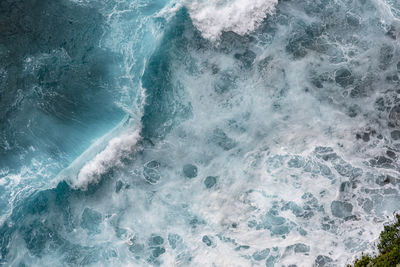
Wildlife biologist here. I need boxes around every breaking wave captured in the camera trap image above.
[1,0,400,266]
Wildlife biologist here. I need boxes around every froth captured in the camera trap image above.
[185,0,278,41]
[72,130,141,190]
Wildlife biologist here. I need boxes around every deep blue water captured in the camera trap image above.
[1,0,400,266]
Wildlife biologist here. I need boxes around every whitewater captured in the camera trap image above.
[1,0,400,266]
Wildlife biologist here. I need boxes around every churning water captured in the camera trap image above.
[1,0,400,266]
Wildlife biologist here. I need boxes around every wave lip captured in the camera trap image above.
[73,130,141,190]
[54,115,141,191]
[186,0,278,41]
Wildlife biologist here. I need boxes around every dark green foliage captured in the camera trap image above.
[351,214,400,267]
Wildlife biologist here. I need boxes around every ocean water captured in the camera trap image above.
[1,0,400,266]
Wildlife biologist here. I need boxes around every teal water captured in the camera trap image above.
[1,0,400,266]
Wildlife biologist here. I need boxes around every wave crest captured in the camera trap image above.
[73,130,141,190]
[185,0,278,41]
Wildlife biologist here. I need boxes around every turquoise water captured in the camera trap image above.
[1,0,400,265]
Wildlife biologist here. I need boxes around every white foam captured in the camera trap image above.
[53,114,143,191]
[72,130,141,190]
[185,0,278,41]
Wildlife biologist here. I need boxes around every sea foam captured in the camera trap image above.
[73,130,141,190]
[185,0,278,41]
[2,0,400,266]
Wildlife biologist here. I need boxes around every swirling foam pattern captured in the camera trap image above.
[1,0,400,266]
